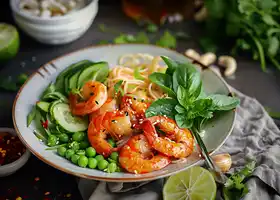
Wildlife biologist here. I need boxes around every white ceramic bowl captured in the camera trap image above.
[13,44,236,182]
[10,0,98,45]
[0,128,31,177]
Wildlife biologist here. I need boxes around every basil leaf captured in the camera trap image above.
[114,80,124,95]
[175,113,193,128]
[27,106,37,127]
[172,63,201,97]
[207,94,240,111]
[188,99,214,119]
[145,98,177,119]
[134,67,145,80]
[177,85,189,108]
[160,56,179,75]
[175,104,186,114]
[149,73,176,98]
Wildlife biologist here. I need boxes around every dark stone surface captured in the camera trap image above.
[0,2,280,200]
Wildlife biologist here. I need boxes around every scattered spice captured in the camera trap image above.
[0,133,26,166]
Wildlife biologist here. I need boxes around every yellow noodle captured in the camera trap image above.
[108,54,167,100]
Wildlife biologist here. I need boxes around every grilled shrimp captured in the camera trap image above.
[119,134,171,174]
[90,98,118,120]
[142,116,194,159]
[88,110,133,157]
[69,81,107,116]
[120,94,150,128]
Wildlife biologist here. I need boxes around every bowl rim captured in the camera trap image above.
[12,43,236,182]
[0,127,31,171]
[10,0,97,22]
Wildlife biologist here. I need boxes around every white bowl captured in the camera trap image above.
[10,0,98,45]
[0,128,31,177]
[13,44,236,182]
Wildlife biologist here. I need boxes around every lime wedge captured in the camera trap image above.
[163,166,217,200]
[0,23,20,62]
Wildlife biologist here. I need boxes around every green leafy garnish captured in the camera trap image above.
[27,106,37,127]
[146,23,158,33]
[201,0,280,70]
[134,67,145,81]
[222,160,256,200]
[156,31,177,48]
[114,80,124,96]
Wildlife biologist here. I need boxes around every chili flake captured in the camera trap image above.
[41,120,49,129]
[0,133,26,166]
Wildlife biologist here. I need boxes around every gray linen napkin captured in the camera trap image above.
[77,88,280,200]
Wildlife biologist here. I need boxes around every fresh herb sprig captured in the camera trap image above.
[223,160,256,200]
[201,0,280,71]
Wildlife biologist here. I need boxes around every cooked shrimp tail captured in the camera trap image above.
[142,116,194,159]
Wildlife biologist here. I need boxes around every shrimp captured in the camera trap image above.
[88,110,133,157]
[142,116,194,159]
[69,81,107,116]
[119,134,171,174]
[120,93,150,128]
[90,98,118,120]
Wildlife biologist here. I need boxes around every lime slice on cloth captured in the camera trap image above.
[0,23,20,62]
[163,166,217,200]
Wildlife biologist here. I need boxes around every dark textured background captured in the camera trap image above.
[0,1,280,199]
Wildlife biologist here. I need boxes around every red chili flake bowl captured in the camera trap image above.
[0,128,31,177]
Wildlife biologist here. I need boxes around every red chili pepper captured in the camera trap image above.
[41,120,48,129]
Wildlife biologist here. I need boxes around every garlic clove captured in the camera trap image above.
[212,153,232,173]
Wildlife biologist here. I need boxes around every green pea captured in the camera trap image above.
[68,141,80,151]
[108,138,116,147]
[76,150,86,156]
[95,155,104,162]
[107,162,117,173]
[86,147,96,157]
[98,160,109,170]
[71,154,80,165]
[57,146,67,157]
[80,141,90,149]
[78,156,88,168]
[108,158,116,163]
[58,134,69,143]
[72,132,86,142]
[110,152,119,161]
[65,149,75,160]
[47,135,58,147]
[88,158,98,169]
[116,166,122,172]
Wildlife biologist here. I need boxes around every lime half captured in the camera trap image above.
[163,166,217,200]
[0,23,20,62]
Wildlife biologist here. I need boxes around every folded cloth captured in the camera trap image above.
[77,88,280,200]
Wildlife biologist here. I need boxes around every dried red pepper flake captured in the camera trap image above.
[0,133,26,166]
[41,120,49,129]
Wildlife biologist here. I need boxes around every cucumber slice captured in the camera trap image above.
[55,60,93,93]
[77,62,109,88]
[36,101,50,112]
[43,92,68,103]
[52,103,88,132]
